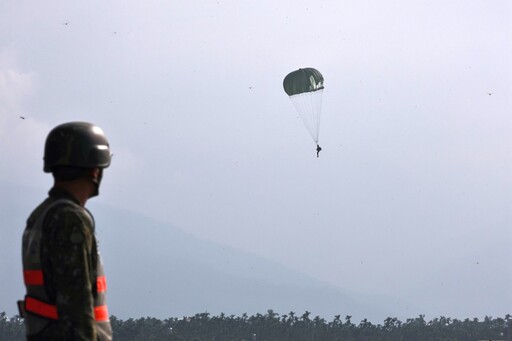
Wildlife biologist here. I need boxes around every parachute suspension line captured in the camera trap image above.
[289,89,323,144]
[312,89,323,143]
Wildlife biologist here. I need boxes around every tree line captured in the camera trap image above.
[1,310,511,340]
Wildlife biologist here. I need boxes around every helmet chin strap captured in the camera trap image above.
[88,169,103,198]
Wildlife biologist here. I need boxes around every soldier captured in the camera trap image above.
[20,122,113,340]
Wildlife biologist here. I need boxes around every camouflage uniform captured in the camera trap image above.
[22,187,112,341]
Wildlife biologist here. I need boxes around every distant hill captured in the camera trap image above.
[0,182,414,323]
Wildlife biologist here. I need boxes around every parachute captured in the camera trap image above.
[283,68,324,146]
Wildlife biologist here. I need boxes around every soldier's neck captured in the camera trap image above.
[54,179,94,206]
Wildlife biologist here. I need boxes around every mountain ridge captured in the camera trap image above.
[1,182,415,323]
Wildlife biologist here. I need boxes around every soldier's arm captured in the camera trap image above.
[46,207,97,341]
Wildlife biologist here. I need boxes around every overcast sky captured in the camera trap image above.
[1,0,511,319]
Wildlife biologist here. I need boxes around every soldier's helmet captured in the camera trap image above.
[43,122,111,173]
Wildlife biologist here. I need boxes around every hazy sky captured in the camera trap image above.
[1,0,510,319]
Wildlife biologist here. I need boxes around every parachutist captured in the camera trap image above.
[316,144,322,157]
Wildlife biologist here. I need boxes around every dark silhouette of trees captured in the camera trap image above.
[2,311,510,341]
[0,312,24,341]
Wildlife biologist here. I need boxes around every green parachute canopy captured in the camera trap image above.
[283,67,324,144]
[283,68,324,96]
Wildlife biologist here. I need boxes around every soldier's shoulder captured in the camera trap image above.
[43,204,94,254]
[47,200,91,223]
[26,197,52,226]
[28,197,87,224]
[44,201,94,241]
